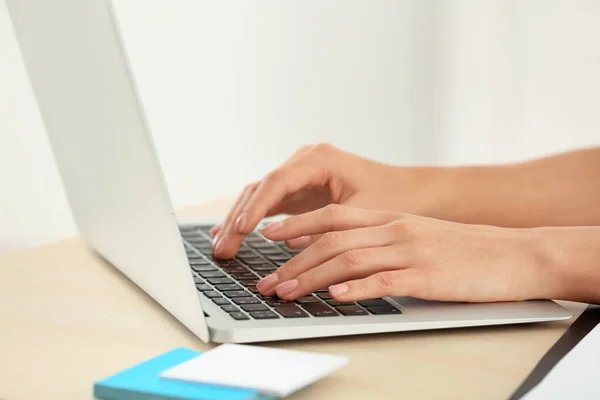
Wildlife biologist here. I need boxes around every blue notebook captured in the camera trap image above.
[94,348,276,400]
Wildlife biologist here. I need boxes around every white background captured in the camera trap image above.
[1,0,599,254]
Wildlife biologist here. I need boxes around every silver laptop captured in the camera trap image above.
[6,0,573,343]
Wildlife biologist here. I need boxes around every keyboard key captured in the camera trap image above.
[224,290,250,298]
[336,305,369,316]
[247,264,276,272]
[207,278,234,285]
[196,284,212,291]
[221,304,240,313]
[215,284,243,292]
[230,312,250,320]
[216,259,242,267]
[232,272,258,280]
[249,311,279,320]
[191,265,217,272]
[358,299,389,307]
[232,297,260,305]
[186,236,210,243]
[317,292,333,300]
[199,271,226,279]
[246,285,260,294]
[248,237,275,248]
[327,300,357,307]
[221,266,248,273]
[212,298,231,306]
[275,305,309,318]
[302,303,339,317]
[241,303,269,312]
[187,253,204,259]
[189,259,212,265]
[265,297,295,307]
[266,254,291,262]
[245,233,264,242]
[255,271,272,278]
[203,291,221,299]
[367,306,402,315]
[190,243,212,251]
[237,252,260,259]
[295,296,320,304]
[193,276,205,284]
[240,279,259,287]
[256,249,284,256]
[242,259,271,266]
[250,242,275,250]
[188,243,211,249]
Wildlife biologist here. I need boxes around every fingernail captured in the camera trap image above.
[210,224,221,237]
[212,234,221,252]
[235,212,247,233]
[261,221,283,236]
[329,283,350,297]
[214,238,225,256]
[287,235,311,248]
[275,280,299,297]
[256,273,279,292]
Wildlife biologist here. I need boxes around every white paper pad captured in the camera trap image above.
[160,344,349,397]
[522,323,600,400]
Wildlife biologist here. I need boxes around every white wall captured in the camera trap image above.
[1,1,600,255]
[0,0,432,254]
[0,3,77,253]
[433,0,600,164]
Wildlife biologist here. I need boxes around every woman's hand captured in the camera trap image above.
[255,205,569,304]
[212,143,450,259]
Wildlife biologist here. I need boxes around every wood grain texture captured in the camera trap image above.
[0,197,587,400]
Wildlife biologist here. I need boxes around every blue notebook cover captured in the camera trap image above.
[94,347,276,400]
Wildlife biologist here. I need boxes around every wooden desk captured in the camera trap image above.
[0,198,587,400]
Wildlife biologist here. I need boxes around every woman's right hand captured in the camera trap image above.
[211,143,452,259]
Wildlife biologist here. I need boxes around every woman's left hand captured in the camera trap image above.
[256,205,563,303]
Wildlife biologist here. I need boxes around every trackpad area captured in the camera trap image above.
[387,296,572,322]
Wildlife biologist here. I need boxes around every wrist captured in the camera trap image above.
[409,165,510,224]
[533,226,600,304]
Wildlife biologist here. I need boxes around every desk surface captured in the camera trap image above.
[0,198,587,400]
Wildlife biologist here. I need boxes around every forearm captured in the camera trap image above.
[432,147,600,227]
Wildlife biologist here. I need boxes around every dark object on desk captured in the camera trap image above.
[510,304,600,400]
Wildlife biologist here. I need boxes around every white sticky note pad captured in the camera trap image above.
[521,323,600,400]
[160,344,349,397]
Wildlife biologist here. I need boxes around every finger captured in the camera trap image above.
[209,224,222,237]
[273,246,408,300]
[214,184,257,258]
[328,270,424,302]
[284,234,321,249]
[258,224,400,296]
[215,145,318,255]
[235,147,336,236]
[212,186,251,251]
[261,204,400,241]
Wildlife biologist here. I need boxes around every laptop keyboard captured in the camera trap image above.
[180,225,401,321]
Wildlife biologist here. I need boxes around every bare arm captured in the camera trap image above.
[429,147,600,227]
[213,144,600,258]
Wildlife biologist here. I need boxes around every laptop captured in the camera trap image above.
[5,0,573,343]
